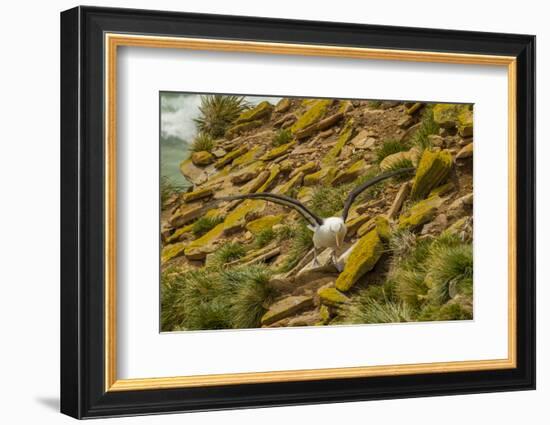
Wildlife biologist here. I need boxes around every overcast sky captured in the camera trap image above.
[160,93,282,142]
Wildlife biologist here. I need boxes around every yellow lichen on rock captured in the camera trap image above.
[234,101,273,124]
[256,164,281,192]
[182,187,213,203]
[290,99,332,134]
[191,151,214,166]
[335,230,384,292]
[161,242,187,264]
[318,287,350,306]
[323,118,355,165]
[261,141,296,161]
[274,172,304,195]
[375,215,391,241]
[398,195,444,230]
[410,149,453,200]
[246,214,285,234]
[224,120,263,140]
[433,103,473,136]
[214,145,248,168]
[330,159,367,186]
[231,146,264,168]
[303,166,337,186]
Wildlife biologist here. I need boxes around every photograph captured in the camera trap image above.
[160,93,474,331]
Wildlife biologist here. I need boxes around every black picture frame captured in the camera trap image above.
[61,5,536,419]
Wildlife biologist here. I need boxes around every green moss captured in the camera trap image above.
[261,141,296,161]
[398,196,444,230]
[432,103,472,136]
[234,101,273,124]
[246,215,285,234]
[410,150,453,200]
[335,230,384,292]
[224,119,263,140]
[323,118,355,165]
[290,99,332,133]
[318,287,350,306]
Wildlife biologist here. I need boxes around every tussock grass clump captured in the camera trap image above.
[368,100,382,109]
[425,242,473,305]
[190,132,215,152]
[223,266,277,329]
[278,221,314,272]
[375,139,409,163]
[272,128,293,147]
[336,232,473,325]
[340,291,413,324]
[191,216,224,237]
[160,176,180,206]
[385,232,473,314]
[411,105,439,151]
[160,265,275,331]
[254,228,276,248]
[309,185,348,218]
[210,242,246,266]
[194,95,250,138]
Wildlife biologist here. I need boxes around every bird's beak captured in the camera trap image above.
[335,232,343,248]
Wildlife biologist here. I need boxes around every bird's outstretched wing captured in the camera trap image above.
[216,192,323,228]
[341,167,415,222]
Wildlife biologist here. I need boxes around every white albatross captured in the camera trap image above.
[215,167,414,268]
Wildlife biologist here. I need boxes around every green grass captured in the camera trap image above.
[425,242,473,305]
[277,221,314,272]
[411,105,439,151]
[210,242,247,266]
[335,232,473,326]
[339,292,413,324]
[160,176,182,206]
[309,185,349,218]
[223,266,277,329]
[194,95,250,138]
[368,100,382,109]
[190,132,215,152]
[191,216,224,237]
[307,166,393,218]
[375,139,409,163]
[160,264,276,331]
[254,228,276,248]
[272,128,293,147]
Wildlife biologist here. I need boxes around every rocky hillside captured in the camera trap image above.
[160,96,474,331]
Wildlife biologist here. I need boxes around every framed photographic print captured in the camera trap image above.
[60,6,535,419]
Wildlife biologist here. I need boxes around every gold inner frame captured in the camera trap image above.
[104,33,517,392]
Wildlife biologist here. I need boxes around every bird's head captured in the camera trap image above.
[323,217,347,248]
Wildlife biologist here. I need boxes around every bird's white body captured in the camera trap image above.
[312,217,347,249]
